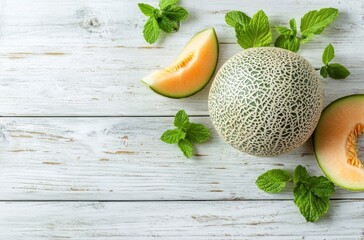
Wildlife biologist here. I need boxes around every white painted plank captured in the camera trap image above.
[0,117,362,200]
[0,0,363,116]
[0,200,363,239]
[0,0,362,46]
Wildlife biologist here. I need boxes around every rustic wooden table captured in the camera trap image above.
[0,0,363,239]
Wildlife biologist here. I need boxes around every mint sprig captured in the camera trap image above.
[274,18,300,52]
[256,165,335,222]
[161,110,210,158]
[320,44,350,79]
[275,8,339,52]
[225,10,272,49]
[226,8,338,52]
[138,0,188,44]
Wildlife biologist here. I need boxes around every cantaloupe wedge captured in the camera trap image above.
[313,95,364,191]
[142,28,219,98]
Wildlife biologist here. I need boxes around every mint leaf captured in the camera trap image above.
[300,33,314,44]
[293,165,309,184]
[292,167,334,222]
[162,110,211,159]
[275,18,300,52]
[320,44,350,79]
[322,43,335,65]
[158,15,178,33]
[225,11,251,28]
[258,165,335,222]
[275,26,294,36]
[162,5,188,21]
[153,8,162,18]
[327,63,350,79]
[143,16,160,44]
[139,1,188,44]
[178,139,193,158]
[320,66,328,78]
[306,176,335,198]
[274,35,300,52]
[294,183,330,222]
[300,8,339,39]
[186,123,210,143]
[256,169,291,193]
[159,0,178,9]
[235,10,272,49]
[161,129,185,144]
[289,18,297,33]
[138,3,155,16]
[174,110,190,129]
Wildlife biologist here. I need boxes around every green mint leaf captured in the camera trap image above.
[174,110,190,129]
[327,63,351,79]
[186,123,210,143]
[274,18,300,52]
[161,129,186,144]
[320,66,328,78]
[289,18,297,33]
[275,26,294,36]
[143,16,160,44]
[294,183,330,222]
[293,165,309,184]
[225,11,251,28]
[162,5,188,21]
[274,35,300,52]
[236,10,272,49]
[159,0,178,9]
[178,139,193,158]
[153,8,162,18]
[306,176,335,198]
[300,8,339,38]
[138,3,155,16]
[158,15,178,33]
[300,33,314,44]
[162,110,209,159]
[258,165,335,222]
[139,1,188,43]
[256,169,291,193]
[322,43,335,65]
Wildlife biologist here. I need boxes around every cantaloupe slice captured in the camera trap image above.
[142,28,219,98]
[313,94,364,191]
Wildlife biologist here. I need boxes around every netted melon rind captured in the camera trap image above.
[208,47,323,156]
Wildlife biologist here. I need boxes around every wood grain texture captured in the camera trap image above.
[0,0,363,116]
[1,201,364,239]
[0,117,362,200]
[1,0,364,237]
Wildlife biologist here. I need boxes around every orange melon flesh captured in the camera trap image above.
[142,28,219,98]
[313,95,364,191]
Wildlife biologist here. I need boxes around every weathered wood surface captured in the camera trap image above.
[0,0,363,116]
[0,0,364,238]
[0,117,361,200]
[0,201,363,239]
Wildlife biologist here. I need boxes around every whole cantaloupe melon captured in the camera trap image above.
[208,47,323,156]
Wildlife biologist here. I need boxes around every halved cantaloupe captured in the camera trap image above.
[313,94,364,191]
[142,28,219,98]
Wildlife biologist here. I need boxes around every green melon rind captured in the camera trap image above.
[142,28,219,99]
[313,94,364,191]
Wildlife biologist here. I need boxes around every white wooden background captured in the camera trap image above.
[0,0,364,239]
